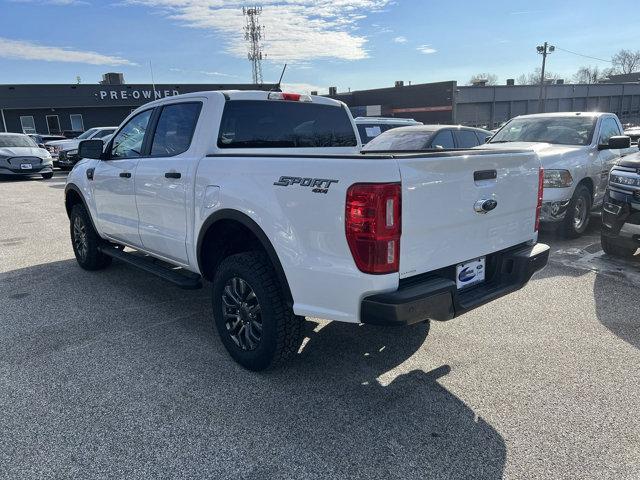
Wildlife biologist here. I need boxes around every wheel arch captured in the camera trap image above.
[576,176,594,200]
[196,209,293,305]
[64,183,99,232]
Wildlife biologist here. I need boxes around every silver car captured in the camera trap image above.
[0,133,54,179]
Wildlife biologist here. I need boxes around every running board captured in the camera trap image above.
[99,246,203,290]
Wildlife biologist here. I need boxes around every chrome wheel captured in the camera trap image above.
[222,277,263,351]
[573,195,588,230]
[73,216,88,261]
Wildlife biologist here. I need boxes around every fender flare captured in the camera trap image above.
[64,183,100,233]
[196,209,293,304]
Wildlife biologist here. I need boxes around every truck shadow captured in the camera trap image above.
[593,272,640,350]
[0,258,507,479]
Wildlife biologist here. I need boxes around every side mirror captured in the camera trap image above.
[485,135,492,143]
[78,139,104,160]
[599,135,631,150]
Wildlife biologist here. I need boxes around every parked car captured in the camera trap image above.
[47,127,117,163]
[354,117,422,144]
[28,133,66,149]
[0,132,54,179]
[478,112,635,238]
[624,126,640,146]
[65,90,548,371]
[600,150,640,257]
[62,131,83,139]
[57,134,113,171]
[362,125,492,152]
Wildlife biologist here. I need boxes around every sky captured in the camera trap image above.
[0,0,638,94]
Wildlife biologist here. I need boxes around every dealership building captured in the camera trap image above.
[3,72,640,136]
[0,74,274,135]
[328,78,640,128]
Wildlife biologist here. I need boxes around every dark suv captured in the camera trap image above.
[601,151,640,257]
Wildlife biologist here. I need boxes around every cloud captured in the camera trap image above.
[170,67,238,78]
[417,44,437,54]
[125,0,393,62]
[393,36,407,44]
[0,37,137,65]
[280,82,326,94]
[8,0,89,5]
[199,70,238,78]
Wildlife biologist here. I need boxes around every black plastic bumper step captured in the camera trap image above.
[99,246,203,290]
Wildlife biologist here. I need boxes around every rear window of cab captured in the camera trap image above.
[218,100,358,148]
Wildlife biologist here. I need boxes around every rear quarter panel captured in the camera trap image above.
[193,154,402,323]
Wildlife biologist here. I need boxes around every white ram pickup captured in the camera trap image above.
[480,112,635,237]
[65,90,549,370]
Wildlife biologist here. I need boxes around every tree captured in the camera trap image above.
[468,73,498,86]
[516,67,560,85]
[573,65,612,84]
[611,49,640,74]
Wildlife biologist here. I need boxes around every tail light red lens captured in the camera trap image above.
[535,168,544,232]
[345,183,401,274]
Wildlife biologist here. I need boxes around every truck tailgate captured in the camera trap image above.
[397,150,540,279]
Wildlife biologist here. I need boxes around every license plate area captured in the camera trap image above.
[20,163,32,170]
[456,257,486,290]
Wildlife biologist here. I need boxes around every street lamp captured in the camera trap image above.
[537,42,555,112]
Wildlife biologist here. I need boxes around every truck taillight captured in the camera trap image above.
[345,183,401,274]
[535,168,544,232]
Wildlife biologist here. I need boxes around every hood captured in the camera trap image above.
[617,151,640,169]
[46,139,80,150]
[0,146,50,159]
[477,141,589,169]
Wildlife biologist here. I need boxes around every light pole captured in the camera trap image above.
[537,42,555,113]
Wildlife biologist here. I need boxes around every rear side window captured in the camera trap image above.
[454,129,481,148]
[218,100,357,148]
[151,102,202,156]
[429,130,455,149]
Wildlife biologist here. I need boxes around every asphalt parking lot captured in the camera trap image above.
[1,172,639,480]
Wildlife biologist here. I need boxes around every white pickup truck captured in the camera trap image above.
[65,90,549,370]
[482,112,635,237]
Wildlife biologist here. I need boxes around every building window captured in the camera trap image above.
[70,114,84,132]
[20,116,36,134]
[46,115,61,135]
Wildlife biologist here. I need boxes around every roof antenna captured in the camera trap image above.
[274,63,287,92]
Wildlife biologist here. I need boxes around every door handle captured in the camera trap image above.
[119,172,131,178]
[165,172,181,179]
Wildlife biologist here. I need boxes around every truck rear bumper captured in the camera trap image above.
[360,243,550,326]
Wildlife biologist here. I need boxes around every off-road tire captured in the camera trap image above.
[212,252,303,371]
[561,184,592,239]
[41,172,54,179]
[601,233,637,258]
[69,204,112,271]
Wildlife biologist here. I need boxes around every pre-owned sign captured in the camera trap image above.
[98,89,180,101]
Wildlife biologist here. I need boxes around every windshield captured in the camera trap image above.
[77,128,98,140]
[0,135,38,148]
[490,116,596,146]
[362,130,434,151]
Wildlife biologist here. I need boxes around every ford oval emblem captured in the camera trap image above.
[474,199,498,214]
[458,267,476,282]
